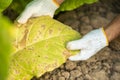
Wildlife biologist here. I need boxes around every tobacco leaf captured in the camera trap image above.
[7,16,81,80]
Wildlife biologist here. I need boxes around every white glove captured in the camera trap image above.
[17,0,59,24]
[67,28,109,61]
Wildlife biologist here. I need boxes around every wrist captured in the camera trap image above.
[53,0,64,6]
[105,27,113,42]
[105,15,120,42]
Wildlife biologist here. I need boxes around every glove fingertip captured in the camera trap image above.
[68,53,90,61]
[17,9,33,24]
[17,18,27,24]
[66,42,80,50]
[68,55,80,61]
[68,57,77,61]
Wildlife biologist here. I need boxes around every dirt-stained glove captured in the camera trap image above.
[17,0,59,24]
[67,28,108,61]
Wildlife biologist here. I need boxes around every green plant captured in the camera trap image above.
[0,14,13,80]
[0,0,12,12]
[56,0,98,14]
[9,0,98,14]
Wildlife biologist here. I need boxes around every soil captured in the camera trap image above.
[35,2,120,80]
[4,1,120,80]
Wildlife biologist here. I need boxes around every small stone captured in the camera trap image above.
[90,70,109,80]
[80,23,93,35]
[57,11,77,22]
[70,70,82,78]
[58,77,65,80]
[65,61,77,70]
[110,72,120,80]
[61,71,70,79]
[52,75,57,80]
[113,62,120,72]
[64,19,80,31]
[106,12,116,20]
[86,57,97,63]
[99,7,106,13]
[90,15,109,29]
[81,16,90,24]
[81,64,89,74]
[39,78,44,80]
[78,12,85,18]
[76,77,84,80]
[103,63,111,69]
[70,20,80,31]
[76,66,81,71]
[109,37,120,51]
[69,76,75,80]
[96,47,111,60]
[60,65,64,69]
[85,74,92,80]
[44,73,50,79]
[57,72,61,76]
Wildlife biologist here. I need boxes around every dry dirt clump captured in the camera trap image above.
[31,2,120,80]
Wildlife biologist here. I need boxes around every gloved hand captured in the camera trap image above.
[17,0,59,24]
[67,28,109,61]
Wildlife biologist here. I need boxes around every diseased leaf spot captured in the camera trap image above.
[41,25,46,30]
[27,47,34,51]
[19,29,28,47]
[63,50,71,59]
[38,31,41,35]
[44,61,58,70]
[14,69,19,74]
[44,55,49,59]
[49,29,53,35]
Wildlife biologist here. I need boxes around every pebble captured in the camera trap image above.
[110,72,120,80]
[90,15,109,29]
[109,37,120,51]
[80,16,90,24]
[80,23,93,35]
[76,77,84,80]
[81,64,89,74]
[90,70,109,80]
[58,77,65,80]
[70,70,82,78]
[106,12,116,20]
[85,74,92,80]
[113,62,120,72]
[61,71,70,79]
[65,61,77,70]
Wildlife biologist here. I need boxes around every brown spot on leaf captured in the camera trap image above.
[63,50,71,59]
[14,43,19,49]
[27,46,34,51]
[38,31,41,35]
[44,55,49,59]
[41,25,46,30]
[23,77,28,80]
[14,69,19,74]
[19,29,28,48]
[49,29,53,34]
[58,28,62,31]
[23,24,28,28]
[44,61,58,70]
[14,21,23,28]
[53,61,58,68]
